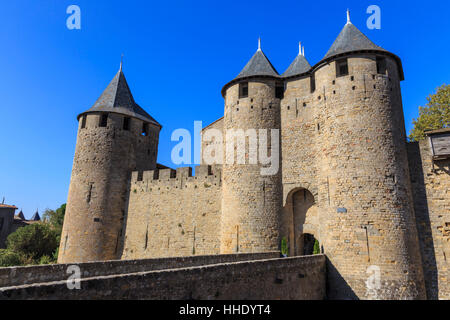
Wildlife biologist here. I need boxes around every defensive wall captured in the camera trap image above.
[0,254,326,300]
[122,165,223,259]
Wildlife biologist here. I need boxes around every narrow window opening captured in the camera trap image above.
[239,82,248,98]
[275,83,284,99]
[87,183,93,203]
[336,59,349,77]
[310,74,316,93]
[142,123,148,136]
[376,57,387,75]
[0,217,4,231]
[99,113,108,127]
[123,117,130,131]
[144,227,148,250]
[81,115,87,129]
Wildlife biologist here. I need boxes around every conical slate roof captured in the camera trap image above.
[324,20,385,59]
[283,49,311,77]
[31,211,40,221]
[78,68,161,127]
[16,210,25,220]
[235,46,279,79]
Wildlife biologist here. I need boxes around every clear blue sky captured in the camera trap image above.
[0,0,449,219]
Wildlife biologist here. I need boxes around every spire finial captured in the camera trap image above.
[119,54,124,71]
[302,46,305,57]
[258,37,261,51]
[346,9,351,24]
[298,42,302,56]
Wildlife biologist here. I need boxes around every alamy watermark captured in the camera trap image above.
[66,265,81,290]
[365,265,381,299]
[66,5,81,30]
[171,121,279,176]
[367,5,381,30]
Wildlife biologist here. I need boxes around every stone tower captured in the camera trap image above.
[58,65,161,263]
[220,40,282,253]
[312,14,426,299]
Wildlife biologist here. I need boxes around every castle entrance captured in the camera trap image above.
[282,188,319,256]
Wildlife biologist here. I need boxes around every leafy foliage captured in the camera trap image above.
[6,223,59,261]
[0,204,66,267]
[313,239,320,255]
[0,249,26,267]
[42,204,66,238]
[281,237,288,256]
[409,84,450,141]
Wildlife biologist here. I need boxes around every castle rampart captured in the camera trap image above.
[122,165,222,259]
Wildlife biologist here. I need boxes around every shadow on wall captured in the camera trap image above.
[326,257,359,300]
[408,142,438,299]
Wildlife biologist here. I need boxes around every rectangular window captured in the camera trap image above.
[142,123,148,136]
[0,217,4,231]
[376,57,387,75]
[239,82,248,98]
[275,83,284,99]
[99,113,108,127]
[336,59,349,77]
[310,74,316,93]
[81,115,87,129]
[123,117,130,131]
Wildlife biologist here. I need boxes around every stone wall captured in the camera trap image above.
[280,75,320,256]
[408,139,450,300]
[0,252,278,288]
[220,80,282,254]
[0,254,326,300]
[121,165,222,259]
[59,112,160,263]
[313,54,425,299]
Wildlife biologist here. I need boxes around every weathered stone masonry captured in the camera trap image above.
[55,14,448,300]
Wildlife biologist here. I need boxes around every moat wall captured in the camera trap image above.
[0,254,326,300]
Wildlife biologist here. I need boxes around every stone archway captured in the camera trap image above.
[281,188,319,256]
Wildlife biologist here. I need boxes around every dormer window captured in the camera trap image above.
[336,59,349,77]
[123,117,130,131]
[275,83,284,99]
[99,113,108,127]
[376,57,387,75]
[239,82,248,98]
[142,123,148,136]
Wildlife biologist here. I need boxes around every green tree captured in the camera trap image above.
[409,84,450,141]
[6,223,59,262]
[0,249,26,267]
[313,239,320,255]
[281,237,288,257]
[42,203,66,236]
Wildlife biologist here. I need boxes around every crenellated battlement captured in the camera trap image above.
[130,165,222,190]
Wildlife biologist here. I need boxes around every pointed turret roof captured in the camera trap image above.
[78,66,161,127]
[16,210,25,220]
[235,38,279,79]
[324,10,385,59]
[283,42,311,77]
[31,210,40,221]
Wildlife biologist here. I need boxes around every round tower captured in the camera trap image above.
[58,65,161,263]
[220,41,283,253]
[314,13,425,299]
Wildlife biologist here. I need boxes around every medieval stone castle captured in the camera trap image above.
[55,13,449,300]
